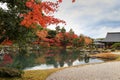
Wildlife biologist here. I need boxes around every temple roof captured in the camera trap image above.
[102,32,120,42]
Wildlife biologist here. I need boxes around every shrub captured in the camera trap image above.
[111,43,120,50]
[0,67,22,78]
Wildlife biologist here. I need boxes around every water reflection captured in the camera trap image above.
[10,52,37,70]
[0,48,104,70]
[25,59,103,70]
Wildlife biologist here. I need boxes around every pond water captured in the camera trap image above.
[24,58,103,70]
[0,48,104,70]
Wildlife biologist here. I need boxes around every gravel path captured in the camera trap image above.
[46,61,120,80]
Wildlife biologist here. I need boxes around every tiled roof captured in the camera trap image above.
[102,32,120,42]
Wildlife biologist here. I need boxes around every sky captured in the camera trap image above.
[48,0,120,39]
[0,0,120,39]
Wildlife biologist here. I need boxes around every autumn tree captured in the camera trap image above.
[78,34,93,49]
[0,0,76,73]
[0,0,76,46]
[84,37,93,46]
[0,0,66,47]
[56,27,78,49]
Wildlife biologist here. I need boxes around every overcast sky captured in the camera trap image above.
[0,0,120,39]
[48,0,120,39]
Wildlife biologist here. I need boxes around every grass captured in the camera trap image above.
[90,53,119,60]
[0,68,62,80]
[116,55,120,61]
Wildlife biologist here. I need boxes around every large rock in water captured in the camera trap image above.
[0,67,22,78]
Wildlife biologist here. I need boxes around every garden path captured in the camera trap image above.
[46,61,120,80]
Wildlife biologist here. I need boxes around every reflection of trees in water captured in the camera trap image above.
[59,60,64,67]
[78,52,84,61]
[9,49,36,70]
[59,49,67,67]
[45,56,58,68]
[1,48,90,69]
[66,60,73,66]
[31,48,86,68]
[44,48,83,68]
[58,49,83,67]
[44,48,58,68]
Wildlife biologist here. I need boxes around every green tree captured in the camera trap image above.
[79,34,85,48]
[0,0,34,44]
[69,28,74,34]
[72,38,80,48]
[47,30,56,39]
[61,27,66,33]
[55,26,61,33]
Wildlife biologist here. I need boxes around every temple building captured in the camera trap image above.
[101,32,120,48]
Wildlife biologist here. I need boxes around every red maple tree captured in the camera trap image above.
[1,0,76,46]
[20,0,75,28]
[1,38,13,46]
[20,0,66,28]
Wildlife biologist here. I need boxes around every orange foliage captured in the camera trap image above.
[20,0,65,28]
[72,34,78,38]
[58,0,62,3]
[1,39,13,46]
[43,38,55,43]
[56,32,63,40]
[36,30,48,39]
[55,32,78,47]
[56,32,78,40]
[40,42,50,47]
[33,30,93,48]
[35,30,56,47]
[84,37,93,45]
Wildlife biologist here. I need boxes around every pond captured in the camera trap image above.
[0,48,104,70]
[24,58,103,70]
